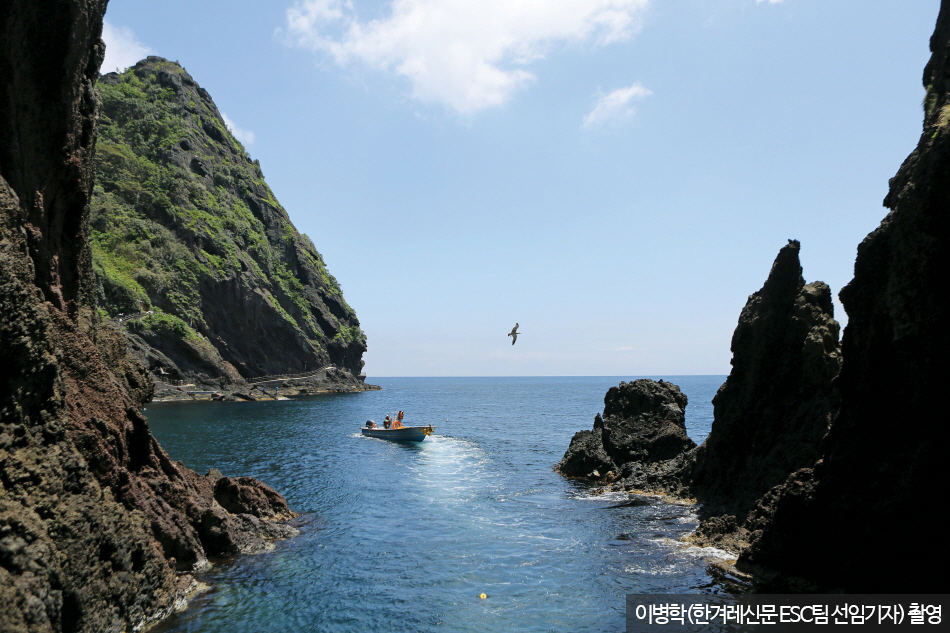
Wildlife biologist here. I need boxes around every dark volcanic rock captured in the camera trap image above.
[686,240,841,522]
[553,4,948,595]
[684,514,752,553]
[738,2,950,592]
[601,380,694,466]
[557,379,695,491]
[557,422,615,480]
[1,3,298,631]
[557,242,841,540]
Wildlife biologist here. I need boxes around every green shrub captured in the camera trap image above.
[125,312,193,340]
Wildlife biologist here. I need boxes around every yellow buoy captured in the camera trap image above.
[479,593,487,600]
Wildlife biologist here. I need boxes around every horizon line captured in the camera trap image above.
[364,374,728,379]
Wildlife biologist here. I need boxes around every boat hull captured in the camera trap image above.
[360,426,433,442]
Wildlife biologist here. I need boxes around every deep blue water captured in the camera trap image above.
[146,376,733,633]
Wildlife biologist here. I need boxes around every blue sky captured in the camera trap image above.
[101,0,939,377]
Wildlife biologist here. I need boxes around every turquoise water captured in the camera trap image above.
[147,376,734,633]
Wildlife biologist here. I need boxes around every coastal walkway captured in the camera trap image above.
[151,366,334,390]
[246,365,333,386]
[110,309,153,324]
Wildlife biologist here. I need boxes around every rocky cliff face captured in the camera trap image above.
[558,242,839,523]
[737,2,950,592]
[1,4,298,631]
[90,57,366,383]
[557,4,949,592]
[687,240,841,522]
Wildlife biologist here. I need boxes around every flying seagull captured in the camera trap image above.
[508,323,520,345]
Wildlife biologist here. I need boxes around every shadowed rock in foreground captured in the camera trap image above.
[1,3,297,631]
[736,1,950,592]
[558,1,949,592]
[686,239,841,523]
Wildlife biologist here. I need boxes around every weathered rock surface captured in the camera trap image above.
[684,515,751,553]
[559,242,839,520]
[736,2,950,592]
[1,3,297,631]
[558,4,949,593]
[212,476,293,520]
[90,57,368,385]
[557,379,695,491]
[557,424,614,481]
[123,324,244,389]
[686,240,841,522]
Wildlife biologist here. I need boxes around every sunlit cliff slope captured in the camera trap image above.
[91,57,366,383]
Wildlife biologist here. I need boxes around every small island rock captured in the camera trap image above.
[557,379,695,490]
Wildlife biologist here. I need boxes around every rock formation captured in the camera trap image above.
[90,57,367,386]
[1,3,297,631]
[686,240,841,522]
[558,242,840,523]
[557,420,615,482]
[557,379,695,491]
[558,2,950,593]
[736,2,950,592]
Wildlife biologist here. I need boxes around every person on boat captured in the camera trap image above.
[366,420,376,429]
[383,416,391,429]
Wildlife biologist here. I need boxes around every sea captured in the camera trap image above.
[146,375,742,633]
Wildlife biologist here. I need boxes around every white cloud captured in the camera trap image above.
[581,82,651,129]
[755,0,783,4]
[101,21,154,73]
[282,0,650,114]
[221,112,256,146]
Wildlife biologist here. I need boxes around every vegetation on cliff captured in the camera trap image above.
[90,57,366,379]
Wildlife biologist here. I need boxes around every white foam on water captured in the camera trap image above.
[574,489,631,503]
[404,435,506,508]
[680,544,737,562]
[623,562,682,576]
[647,536,737,563]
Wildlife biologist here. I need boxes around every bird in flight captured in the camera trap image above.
[508,323,520,345]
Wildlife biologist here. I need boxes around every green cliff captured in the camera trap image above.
[90,57,366,382]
